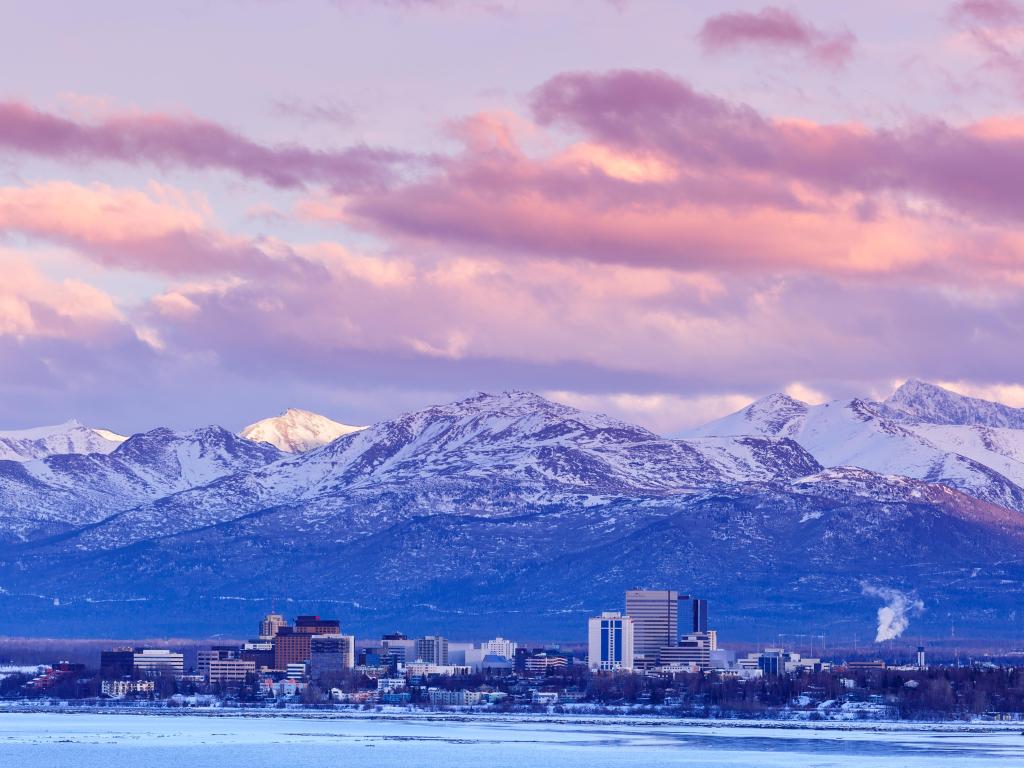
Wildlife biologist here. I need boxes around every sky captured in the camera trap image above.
[2,0,1024,435]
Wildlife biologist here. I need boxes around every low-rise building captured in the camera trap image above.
[427,688,482,706]
[101,679,155,698]
[404,662,472,677]
[658,632,712,671]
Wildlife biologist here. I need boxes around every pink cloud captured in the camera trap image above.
[0,251,125,341]
[699,7,856,68]
[0,181,324,278]
[950,0,1024,25]
[0,102,401,191]
[948,1,1024,96]
[530,70,1024,221]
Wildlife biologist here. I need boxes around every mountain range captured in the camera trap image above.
[0,381,1022,644]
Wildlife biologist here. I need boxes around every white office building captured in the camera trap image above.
[415,636,449,666]
[588,611,634,671]
[483,637,517,660]
[132,649,184,678]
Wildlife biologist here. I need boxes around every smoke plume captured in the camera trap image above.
[860,583,924,642]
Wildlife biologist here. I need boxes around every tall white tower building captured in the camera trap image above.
[588,612,634,671]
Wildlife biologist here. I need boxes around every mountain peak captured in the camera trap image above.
[686,392,809,438]
[240,408,365,453]
[885,379,1024,429]
[0,419,126,462]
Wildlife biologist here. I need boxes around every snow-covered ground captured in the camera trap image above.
[0,711,1020,767]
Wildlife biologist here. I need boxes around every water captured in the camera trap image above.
[0,711,1021,767]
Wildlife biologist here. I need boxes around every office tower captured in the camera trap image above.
[309,634,355,680]
[916,645,926,668]
[294,615,341,635]
[692,599,708,633]
[259,612,287,639]
[625,589,678,665]
[588,611,634,671]
[415,635,449,665]
[273,627,312,669]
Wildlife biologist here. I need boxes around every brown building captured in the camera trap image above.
[272,616,342,669]
[294,615,341,635]
[273,628,312,669]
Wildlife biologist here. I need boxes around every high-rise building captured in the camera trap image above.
[692,599,708,634]
[259,612,287,639]
[309,634,355,680]
[588,611,634,671]
[625,589,679,666]
[294,615,341,635]
[415,636,449,665]
[916,645,926,668]
[380,633,414,669]
[483,637,517,660]
[273,627,312,669]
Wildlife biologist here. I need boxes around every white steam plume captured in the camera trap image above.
[860,583,924,642]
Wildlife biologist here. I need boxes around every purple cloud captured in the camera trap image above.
[530,70,1024,222]
[699,7,856,68]
[0,101,401,192]
[950,0,1024,25]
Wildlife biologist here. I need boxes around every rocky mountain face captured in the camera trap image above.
[240,408,365,453]
[0,384,1022,642]
[0,426,282,542]
[0,420,126,462]
[687,380,1024,515]
[886,379,1024,428]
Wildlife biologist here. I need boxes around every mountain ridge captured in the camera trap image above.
[0,383,1022,641]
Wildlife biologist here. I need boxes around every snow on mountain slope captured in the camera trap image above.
[688,388,1024,512]
[0,419,126,462]
[0,427,283,542]
[902,423,1024,487]
[256,391,827,501]
[886,379,1024,428]
[65,391,824,549]
[240,408,365,453]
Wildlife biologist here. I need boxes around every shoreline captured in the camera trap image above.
[1,702,1022,734]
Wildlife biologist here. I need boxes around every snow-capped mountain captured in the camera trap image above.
[886,379,1024,428]
[0,386,1022,641]
[686,382,1024,513]
[0,426,282,542]
[63,391,823,549]
[240,408,365,453]
[0,419,126,462]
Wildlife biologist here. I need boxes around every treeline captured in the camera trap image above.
[580,667,1024,719]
